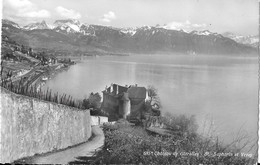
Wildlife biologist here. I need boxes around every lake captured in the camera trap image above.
[44,54,258,153]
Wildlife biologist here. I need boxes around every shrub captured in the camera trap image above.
[92,119,256,164]
[82,92,101,109]
[163,114,198,137]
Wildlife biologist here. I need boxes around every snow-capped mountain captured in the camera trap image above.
[2,19,20,29]
[23,20,50,30]
[159,25,189,33]
[222,32,258,47]
[120,27,137,36]
[2,19,257,55]
[190,30,220,36]
[53,19,82,33]
[80,24,97,36]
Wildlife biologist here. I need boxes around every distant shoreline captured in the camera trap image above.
[55,51,258,59]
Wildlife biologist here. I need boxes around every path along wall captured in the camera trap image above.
[0,87,92,163]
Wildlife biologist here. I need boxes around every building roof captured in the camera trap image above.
[127,87,146,99]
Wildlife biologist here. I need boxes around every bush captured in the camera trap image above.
[163,114,198,137]
[82,92,101,109]
[92,118,256,164]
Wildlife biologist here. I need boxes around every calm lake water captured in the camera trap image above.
[44,54,258,152]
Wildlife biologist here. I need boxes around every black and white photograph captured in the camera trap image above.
[0,0,259,164]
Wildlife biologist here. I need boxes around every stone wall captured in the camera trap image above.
[129,99,145,119]
[0,87,92,163]
[102,92,119,120]
[119,93,131,119]
[102,92,119,110]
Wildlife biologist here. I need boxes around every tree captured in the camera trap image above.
[82,92,102,109]
[162,114,198,137]
[147,85,160,106]
[28,48,33,56]
[142,86,161,118]
[21,45,27,54]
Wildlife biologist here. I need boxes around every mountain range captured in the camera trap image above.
[221,32,258,48]
[2,19,257,56]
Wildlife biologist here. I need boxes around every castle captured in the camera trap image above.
[101,83,148,121]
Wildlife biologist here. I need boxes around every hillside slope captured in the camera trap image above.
[2,19,257,55]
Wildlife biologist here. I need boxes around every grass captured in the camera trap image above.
[90,116,257,165]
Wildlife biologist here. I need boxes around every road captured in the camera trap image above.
[19,126,104,164]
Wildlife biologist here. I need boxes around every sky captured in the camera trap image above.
[1,0,258,35]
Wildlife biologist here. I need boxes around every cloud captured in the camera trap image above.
[3,0,50,18]
[20,10,50,18]
[165,20,207,31]
[192,23,207,28]
[55,6,81,19]
[4,0,32,9]
[185,20,191,25]
[165,21,186,30]
[100,11,116,23]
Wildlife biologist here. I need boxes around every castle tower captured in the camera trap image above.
[119,92,131,119]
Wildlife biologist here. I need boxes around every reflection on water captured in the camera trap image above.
[44,54,258,152]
